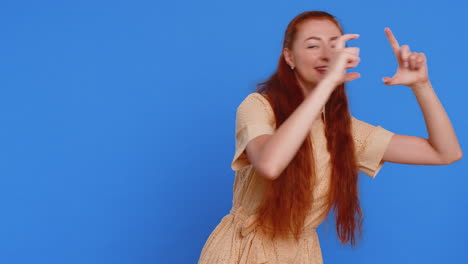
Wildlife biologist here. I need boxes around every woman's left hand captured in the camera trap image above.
[382,27,429,89]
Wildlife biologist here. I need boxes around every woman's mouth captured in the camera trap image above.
[315,67,327,74]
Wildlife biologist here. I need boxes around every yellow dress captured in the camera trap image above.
[198,92,395,264]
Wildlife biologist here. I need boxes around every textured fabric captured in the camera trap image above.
[198,92,395,263]
[231,93,276,171]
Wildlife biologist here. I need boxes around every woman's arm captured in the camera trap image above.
[247,34,361,180]
[381,28,462,165]
[247,78,336,180]
[382,81,462,165]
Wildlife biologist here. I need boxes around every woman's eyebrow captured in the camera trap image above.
[304,36,339,42]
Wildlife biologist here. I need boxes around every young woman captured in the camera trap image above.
[198,11,462,264]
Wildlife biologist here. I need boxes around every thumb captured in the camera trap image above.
[344,72,361,82]
[382,76,396,85]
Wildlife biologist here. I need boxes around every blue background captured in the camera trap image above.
[1,0,467,263]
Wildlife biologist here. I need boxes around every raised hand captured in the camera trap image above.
[324,33,361,85]
[382,27,429,88]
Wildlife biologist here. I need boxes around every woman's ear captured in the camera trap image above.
[283,48,295,68]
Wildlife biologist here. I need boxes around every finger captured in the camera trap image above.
[344,72,360,82]
[412,53,421,71]
[336,51,360,70]
[385,27,400,58]
[409,53,418,71]
[401,45,410,68]
[382,76,392,85]
[335,34,360,49]
[418,53,424,63]
[415,53,425,70]
[420,52,427,62]
[415,54,421,70]
[417,53,425,64]
[344,47,360,56]
[345,56,361,69]
[382,76,399,86]
[333,49,360,72]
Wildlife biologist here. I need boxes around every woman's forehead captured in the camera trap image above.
[296,19,342,40]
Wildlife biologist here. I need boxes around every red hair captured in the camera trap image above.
[255,11,362,245]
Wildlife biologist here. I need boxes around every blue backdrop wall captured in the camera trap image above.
[1,0,467,263]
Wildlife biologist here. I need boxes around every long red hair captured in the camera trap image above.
[255,11,362,246]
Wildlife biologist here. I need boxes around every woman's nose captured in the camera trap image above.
[320,46,332,61]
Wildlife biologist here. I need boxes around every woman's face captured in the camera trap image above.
[284,19,342,92]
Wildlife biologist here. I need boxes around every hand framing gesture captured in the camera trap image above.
[325,34,361,85]
[382,27,429,88]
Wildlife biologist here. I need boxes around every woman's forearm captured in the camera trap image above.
[259,78,336,180]
[410,81,463,162]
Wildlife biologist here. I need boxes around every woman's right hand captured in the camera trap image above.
[324,34,361,86]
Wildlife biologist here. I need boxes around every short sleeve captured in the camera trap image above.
[231,93,276,171]
[351,116,395,178]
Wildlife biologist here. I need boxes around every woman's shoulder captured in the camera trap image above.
[244,92,268,101]
[239,92,272,110]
